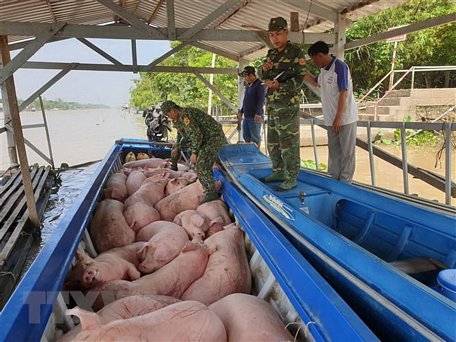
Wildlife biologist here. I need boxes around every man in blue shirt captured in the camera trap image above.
[238,66,266,147]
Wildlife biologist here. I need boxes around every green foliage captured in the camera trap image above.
[18,98,108,111]
[346,0,456,94]
[130,42,238,112]
[301,159,327,171]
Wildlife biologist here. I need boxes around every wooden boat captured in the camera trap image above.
[218,143,456,341]
[0,140,377,342]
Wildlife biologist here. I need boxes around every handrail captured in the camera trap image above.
[357,65,456,106]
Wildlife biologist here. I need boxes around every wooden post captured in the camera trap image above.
[290,12,300,32]
[0,35,40,226]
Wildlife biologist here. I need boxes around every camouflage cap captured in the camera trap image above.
[268,17,287,32]
[161,100,177,114]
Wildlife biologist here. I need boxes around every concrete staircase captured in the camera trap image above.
[359,88,456,121]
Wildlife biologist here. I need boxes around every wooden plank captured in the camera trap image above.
[0,167,50,266]
[0,170,21,197]
[0,168,43,242]
[0,168,37,210]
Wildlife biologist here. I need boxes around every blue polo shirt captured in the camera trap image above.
[240,78,266,119]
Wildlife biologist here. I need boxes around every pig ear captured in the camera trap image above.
[190,214,205,228]
[210,216,224,226]
[76,250,88,261]
[136,245,148,261]
[169,178,177,184]
[223,223,238,230]
[66,307,101,331]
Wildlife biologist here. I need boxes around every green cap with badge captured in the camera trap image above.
[268,17,288,32]
[161,100,177,114]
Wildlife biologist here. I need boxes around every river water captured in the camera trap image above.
[1,108,454,205]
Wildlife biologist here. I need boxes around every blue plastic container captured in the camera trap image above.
[437,269,456,302]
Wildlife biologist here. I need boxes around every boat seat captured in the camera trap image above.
[390,257,447,275]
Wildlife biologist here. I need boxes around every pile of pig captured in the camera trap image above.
[61,154,294,341]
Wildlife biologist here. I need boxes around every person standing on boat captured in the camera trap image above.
[258,17,306,191]
[162,100,228,204]
[305,41,358,182]
[238,66,266,148]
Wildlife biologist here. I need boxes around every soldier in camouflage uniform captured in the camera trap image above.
[162,100,227,204]
[170,121,189,171]
[258,17,306,191]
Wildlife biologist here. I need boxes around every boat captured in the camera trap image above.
[218,143,456,341]
[0,139,377,342]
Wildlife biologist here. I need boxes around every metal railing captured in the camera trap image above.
[303,118,455,205]
[358,65,456,120]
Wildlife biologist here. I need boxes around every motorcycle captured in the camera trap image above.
[144,104,172,141]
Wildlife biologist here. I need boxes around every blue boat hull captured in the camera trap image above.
[218,143,456,341]
[1,140,377,342]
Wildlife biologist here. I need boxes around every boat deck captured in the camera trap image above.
[0,166,54,308]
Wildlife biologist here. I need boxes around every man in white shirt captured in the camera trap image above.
[305,41,358,182]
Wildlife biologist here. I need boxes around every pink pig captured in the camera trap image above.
[125,172,168,208]
[66,300,226,342]
[165,177,190,196]
[125,170,146,196]
[197,199,232,226]
[137,224,189,273]
[103,172,128,202]
[209,294,293,342]
[135,221,184,242]
[155,180,220,221]
[97,241,209,303]
[89,199,135,253]
[66,242,144,289]
[173,210,209,241]
[123,157,170,169]
[123,200,160,232]
[181,227,251,305]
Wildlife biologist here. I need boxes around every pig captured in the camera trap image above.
[137,225,189,273]
[123,200,160,232]
[165,177,190,196]
[66,243,144,289]
[123,157,170,169]
[103,172,128,202]
[58,295,181,342]
[173,209,210,241]
[135,221,183,242]
[143,167,184,179]
[205,216,225,238]
[209,294,294,342]
[181,227,251,305]
[96,241,209,303]
[181,170,198,183]
[66,301,226,342]
[125,170,146,196]
[197,199,232,225]
[155,180,221,221]
[125,173,168,208]
[89,199,135,253]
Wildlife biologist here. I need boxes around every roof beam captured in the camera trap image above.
[345,13,456,50]
[95,0,167,39]
[190,42,239,61]
[18,63,77,112]
[194,72,237,112]
[0,21,335,43]
[148,0,165,24]
[178,0,244,40]
[277,0,337,22]
[147,42,189,68]
[77,38,124,66]
[45,0,57,22]
[21,61,238,74]
[167,0,176,40]
[0,22,66,85]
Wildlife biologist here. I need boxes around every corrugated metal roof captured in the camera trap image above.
[0,0,408,60]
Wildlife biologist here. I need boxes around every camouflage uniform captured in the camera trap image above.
[170,123,188,170]
[171,106,227,198]
[258,18,306,189]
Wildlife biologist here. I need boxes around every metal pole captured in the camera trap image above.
[310,119,319,170]
[39,95,55,169]
[389,41,398,90]
[207,53,216,115]
[367,121,376,186]
[237,59,247,143]
[444,123,453,205]
[411,66,415,90]
[400,123,409,195]
[0,35,40,226]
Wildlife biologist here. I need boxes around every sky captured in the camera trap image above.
[10,38,171,107]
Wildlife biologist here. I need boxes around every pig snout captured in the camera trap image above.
[83,269,98,285]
